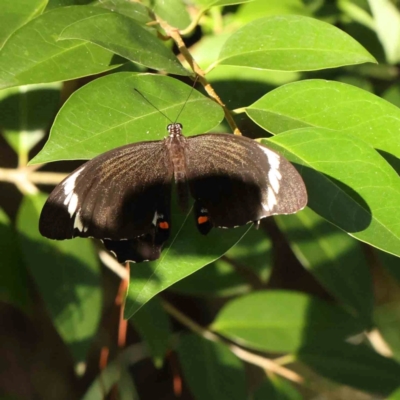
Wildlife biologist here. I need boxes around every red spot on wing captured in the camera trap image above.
[197,216,209,225]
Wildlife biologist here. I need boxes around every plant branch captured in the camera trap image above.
[180,8,206,36]
[156,17,241,136]
[161,300,304,384]
[0,167,67,186]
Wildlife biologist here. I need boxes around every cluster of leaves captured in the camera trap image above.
[1,0,400,399]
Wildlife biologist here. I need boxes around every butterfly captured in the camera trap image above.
[39,123,307,263]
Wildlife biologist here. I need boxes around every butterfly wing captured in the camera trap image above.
[39,140,173,262]
[185,134,307,230]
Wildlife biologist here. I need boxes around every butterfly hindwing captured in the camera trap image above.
[185,134,307,230]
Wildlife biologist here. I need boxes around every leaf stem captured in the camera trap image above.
[161,299,304,384]
[156,17,242,135]
[180,9,206,36]
[0,168,67,187]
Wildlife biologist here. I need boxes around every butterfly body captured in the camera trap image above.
[40,124,307,263]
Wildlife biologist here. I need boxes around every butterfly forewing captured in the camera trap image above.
[185,134,307,229]
[39,140,173,241]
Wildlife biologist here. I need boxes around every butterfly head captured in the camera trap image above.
[167,123,183,137]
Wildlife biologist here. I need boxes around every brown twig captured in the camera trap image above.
[161,300,304,384]
[156,17,241,136]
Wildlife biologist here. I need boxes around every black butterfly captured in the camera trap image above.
[39,123,307,263]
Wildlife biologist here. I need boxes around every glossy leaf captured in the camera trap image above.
[16,193,102,362]
[172,226,272,297]
[150,0,191,30]
[276,207,373,324]
[217,15,375,71]
[193,0,254,8]
[262,128,400,258]
[31,73,224,163]
[253,376,303,400]
[212,291,363,352]
[171,258,250,297]
[0,208,29,311]
[177,334,246,400]
[0,83,61,159]
[58,12,189,76]
[247,79,400,160]
[130,296,171,368]
[298,341,400,395]
[93,0,153,25]
[45,0,95,9]
[0,6,123,90]
[0,0,46,48]
[236,0,311,25]
[125,209,251,318]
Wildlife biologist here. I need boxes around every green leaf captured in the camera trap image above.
[298,341,400,395]
[177,333,247,400]
[16,193,102,362]
[0,83,61,159]
[172,226,272,297]
[118,368,139,400]
[236,0,311,25]
[171,258,251,297]
[247,79,400,160]
[0,208,29,311]
[149,0,191,30]
[368,0,400,64]
[130,296,171,368]
[253,376,303,400]
[0,6,123,90]
[388,387,400,400]
[275,207,373,324]
[125,216,250,317]
[81,356,139,400]
[262,128,400,258]
[217,15,376,71]
[374,302,400,363]
[45,0,95,10]
[93,0,153,25]
[212,291,363,353]
[383,83,400,108]
[31,73,224,164]
[82,362,120,400]
[0,0,46,48]
[58,12,189,76]
[193,0,254,8]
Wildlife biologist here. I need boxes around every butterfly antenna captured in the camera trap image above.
[174,76,199,123]
[134,88,173,123]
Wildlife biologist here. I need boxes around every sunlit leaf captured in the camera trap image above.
[31,74,224,163]
[213,291,363,352]
[0,0,46,48]
[0,6,123,90]
[217,15,376,71]
[263,129,400,258]
[58,11,189,76]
